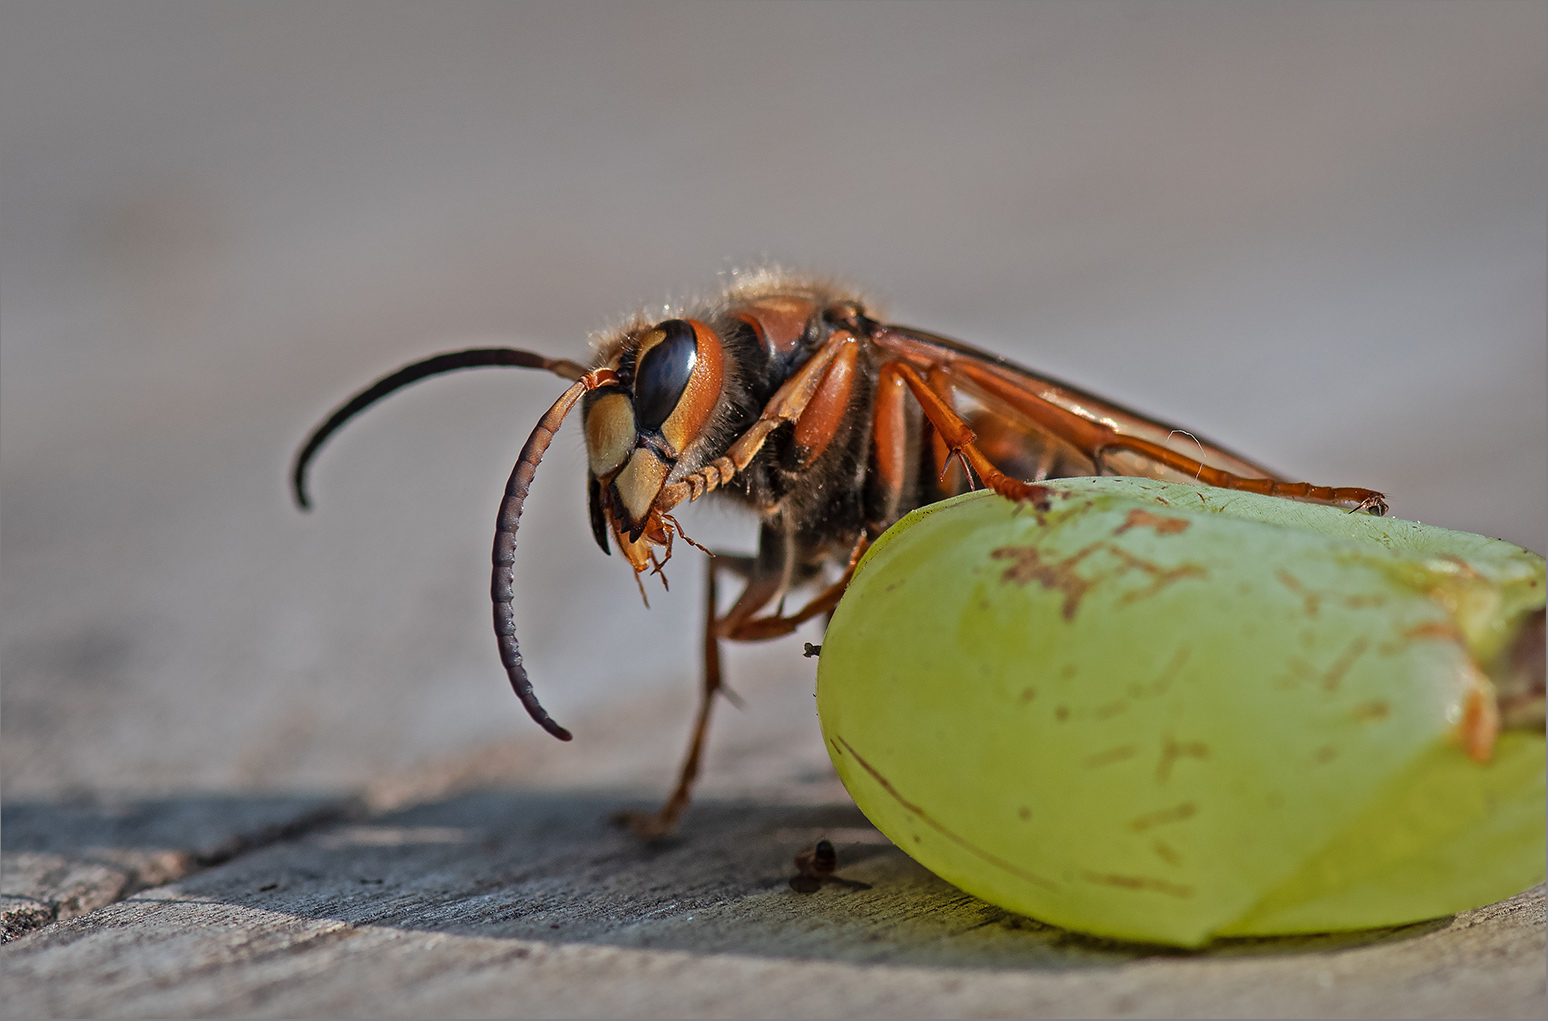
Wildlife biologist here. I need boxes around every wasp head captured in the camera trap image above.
[582,317,725,573]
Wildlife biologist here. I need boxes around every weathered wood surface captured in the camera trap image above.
[3,792,1544,1018]
[3,693,1544,1019]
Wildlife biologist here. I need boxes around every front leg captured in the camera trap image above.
[615,549,777,839]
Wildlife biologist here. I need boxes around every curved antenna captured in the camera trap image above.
[292,348,589,509]
[492,368,616,741]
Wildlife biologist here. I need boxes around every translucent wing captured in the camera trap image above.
[871,324,1383,512]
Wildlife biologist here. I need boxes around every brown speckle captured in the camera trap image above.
[1054,705,1070,722]
[1458,678,1500,762]
[1113,508,1191,537]
[1314,744,1338,764]
[1278,569,1320,616]
[989,540,1205,621]
[1283,655,1315,686]
[1151,840,1183,867]
[1128,802,1197,832]
[1156,734,1210,782]
[1093,699,1128,720]
[1352,700,1390,721]
[1108,547,1208,605]
[1406,620,1462,642]
[1017,806,1032,821]
[1085,744,1138,768]
[1280,569,1389,617]
[1130,646,1190,699]
[1081,871,1194,898]
[990,542,1101,619]
[1322,638,1370,692]
[1018,687,1037,704]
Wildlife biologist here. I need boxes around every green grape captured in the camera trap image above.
[816,477,1545,947]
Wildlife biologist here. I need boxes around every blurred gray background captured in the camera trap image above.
[3,1,1544,803]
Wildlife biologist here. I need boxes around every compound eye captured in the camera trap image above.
[633,319,697,433]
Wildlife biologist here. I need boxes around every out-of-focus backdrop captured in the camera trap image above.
[4,1,1544,802]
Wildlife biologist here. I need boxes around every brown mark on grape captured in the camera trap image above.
[1277,570,1321,616]
[1054,705,1070,722]
[1017,806,1032,821]
[1113,508,1190,537]
[1085,744,1138,768]
[1129,646,1189,699]
[1406,620,1463,643]
[1280,569,1390,619]
[1107,547,1207,605]
[1151,840,1183,867]
[832,735,1058,891]
[1352,700,1390,722]
[991,542,1204,619]
[1081,871,1194,898]
[1018,687,1036,704]
[1322,637,1370,692]
[1128,802,1198,832]
[1094,699,1128,720]
[990,542,1101,619]
[1156,734,1210,782]
[1273,657,1310,690]
[1457,679,1501,761]
[1314,744,1338,764]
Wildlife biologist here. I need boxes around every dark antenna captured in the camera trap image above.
[490,374,612,741]
[290,347,599,741]
[291,348,586,510]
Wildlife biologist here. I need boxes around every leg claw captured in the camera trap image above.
[610,809,679,842]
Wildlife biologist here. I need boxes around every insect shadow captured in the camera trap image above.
[26,789,1469,973]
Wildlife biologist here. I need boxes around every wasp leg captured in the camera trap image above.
[727,538,869,643]
[616,548,863,837]
[657,331,858,511]
[924,366,972,497]
[615,550,774,840]
[869,367,910,531]
[881,362,1052,508]
[944,360,1386,513]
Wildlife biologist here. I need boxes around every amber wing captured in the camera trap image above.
[871,324,1290,489]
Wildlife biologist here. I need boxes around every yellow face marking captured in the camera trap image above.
[584,392,636,479]
[615,447,670,522]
